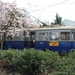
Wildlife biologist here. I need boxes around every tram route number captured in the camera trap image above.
[49,41,59,46]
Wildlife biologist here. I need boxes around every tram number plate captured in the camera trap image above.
[49,41,59,46]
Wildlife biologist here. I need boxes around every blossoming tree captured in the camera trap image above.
[0,0,37,31]
[0,0,38,49]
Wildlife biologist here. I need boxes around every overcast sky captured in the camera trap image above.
[3,0,75,23]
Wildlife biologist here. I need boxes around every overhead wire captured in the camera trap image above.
[29,0,69,13]
[25,0,74,25]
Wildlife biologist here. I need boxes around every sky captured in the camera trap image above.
[3,0,75,23]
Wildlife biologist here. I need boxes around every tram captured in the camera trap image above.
[0,26,75,54]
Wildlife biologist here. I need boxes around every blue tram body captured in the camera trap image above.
[1,26,75,54]
[3,41,25,50]
[3,41,73,54]
[34,41,72,54]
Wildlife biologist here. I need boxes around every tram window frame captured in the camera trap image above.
[5,32,12,41]
[38,32,48,41]
[60,32,70,41]
[0,34,3,41]
[0,35,2,41]
[72,32,75,41]
[23,31,30,41]
[30,35,35,41]
[14,35,20,41]
[24,35,30,41]
[49,32,60,41]
[30,32,36,41]
[5,31,23,41]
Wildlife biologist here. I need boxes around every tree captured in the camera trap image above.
[0,0,38,49]
[54,13,62,24]
[0,0,37,31]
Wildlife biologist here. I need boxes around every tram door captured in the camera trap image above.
[0,33,4,50]
[30,31,35,48]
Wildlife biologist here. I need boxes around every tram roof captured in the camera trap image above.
[30,26,75,31]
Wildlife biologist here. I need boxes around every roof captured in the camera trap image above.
[62,19,75,26]
[30,26,75,31]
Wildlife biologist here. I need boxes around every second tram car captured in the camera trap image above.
[0,26,75,54]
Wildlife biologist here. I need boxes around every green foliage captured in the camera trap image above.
[54,13,62,24]
[53,57,75,74]
[68,49,75,59]
[0,49,21,60]
[51,71,68,75]
[1,49,75,75]
[61,50,67,58]
[0,48,59,75]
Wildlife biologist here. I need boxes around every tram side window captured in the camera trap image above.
[60,32,70,40]
[39,32,48,41]
[14,31,22,40]
[0,35,2,41]
[14,34,20,40]
[49,32,60,40]
[30,32,35,41]
[24,35,29,41]
[5,31,21,41]
[5,34,13,40]
[23,31,29,41]
[30,35,35,41]
[73,32,75,40]
[0,34,4,41]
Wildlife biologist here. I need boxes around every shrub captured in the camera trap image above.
[61,50,67,58]
[68,49,75,59]
[51,71,68,75]
[0,48,59,75]
[54,57,75,74]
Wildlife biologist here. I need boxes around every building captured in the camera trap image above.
[62,19,75,26]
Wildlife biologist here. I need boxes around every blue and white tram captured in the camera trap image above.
[0,26,75,54]
[28,26,75,54]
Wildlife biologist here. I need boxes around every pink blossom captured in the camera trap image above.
[0,0,37,36]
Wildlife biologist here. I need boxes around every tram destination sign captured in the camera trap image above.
[49,41,59,46]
